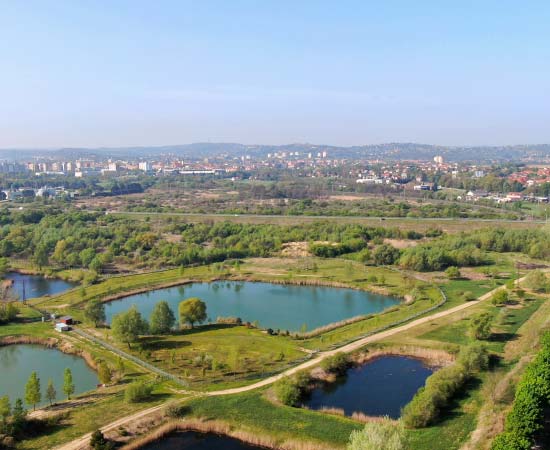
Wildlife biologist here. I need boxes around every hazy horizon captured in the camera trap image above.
[1,1,549,148]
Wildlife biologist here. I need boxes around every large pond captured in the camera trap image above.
[0,345,98,406]
[304,355,435,419]
[4,272,77,300]
[104,281,400,332]
[140,431,267,450]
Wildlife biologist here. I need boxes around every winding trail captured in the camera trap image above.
[54,280,514,450]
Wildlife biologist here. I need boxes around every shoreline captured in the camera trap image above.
[0,335,98,371]
[120,417,335,450]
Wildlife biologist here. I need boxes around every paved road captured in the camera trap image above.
[53,279,517,450]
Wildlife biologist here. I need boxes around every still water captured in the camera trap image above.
[4,272,77,300]
[139,431,267,450]
[0,345,98,406]
[104,281,400,331]
[304,355,435,419]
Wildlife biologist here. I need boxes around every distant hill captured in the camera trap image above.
[2,142,550,162]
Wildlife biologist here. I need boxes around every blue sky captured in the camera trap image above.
[1,0,549,148]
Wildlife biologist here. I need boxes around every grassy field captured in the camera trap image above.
[128,325,307,389]
[3,249,547,450]
[185,390,361,449]
[111,211,547,233]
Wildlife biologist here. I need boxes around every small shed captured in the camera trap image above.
[55,323,70,332]
[58,316,73,325]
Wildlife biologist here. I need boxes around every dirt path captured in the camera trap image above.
[53,281,514,450]
[205,282,508,396]
[53,403,168,450]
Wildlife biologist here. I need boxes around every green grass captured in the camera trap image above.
[129,325,307,389]
[406,377,482,450]
[419,297,544,353]
[185,391,361,448]
[18,383,177,450]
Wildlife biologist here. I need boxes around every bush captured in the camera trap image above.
[457,344,490,373]
[402,357,475,428]
[490,331,550,448]
[320,353,350,375]
[164,403,188,418]
[491,432,530,450]
[124,382,153,403]
[445,266,461,279]
[347,417,407,450]
[523,270,548,292]
[492,289,510,306]
[274,378,302,406]
[469,312,493,340]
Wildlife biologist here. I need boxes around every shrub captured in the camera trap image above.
[274,378,302,407]
[457,344,490,373]
[523,270,548,292]
[445,266,461,279]
[347,417,407,450]
[124,382,153,403]
[492,289,510,306]
[490,331,550,448]
[321,353,350,375]
[402,357,475,428]
[469,312,493,340]
[491,432,530,450]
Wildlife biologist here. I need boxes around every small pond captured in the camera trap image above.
[140,431,267,450]
[4,272,77,300]
[303,355,435,419]
[104,281,400,332]
[0,345,98,406]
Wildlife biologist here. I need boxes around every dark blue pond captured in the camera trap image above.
[4,272,77,300]
[304,355,435,419]
[140,431,266,450]
[104,281,400,332]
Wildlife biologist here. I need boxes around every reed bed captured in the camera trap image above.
[0,335,98,370]
[0,335,58,347]
[350,412,398,424]
[121,418,336,450]
[354,346,454,368]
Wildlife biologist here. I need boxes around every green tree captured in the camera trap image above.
[274,377,302,406]
[445,266,461,279]
[178,297,207,328]
[492,289,510,306]
[111,305,149,348]
[11,398,26,434]
[63,368,75,400]
[84,299,106,327]
[373,244,401,265]
[33,244,49,269]
[90,429,114,450]
[348,417,407,450]
[149,300,176,334]
[24,371,41,410]
[124,381,153,403]
[0,395,10,428]
[0,258,9,277]
[116,357,125,376]
[46,379,57,406]
[97,362,112,385]
[469,312,493,340]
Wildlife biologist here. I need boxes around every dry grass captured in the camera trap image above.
[121,418,335,450]
[0,335,58,347]
[354,345,454,367]
[350,412,398,424]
